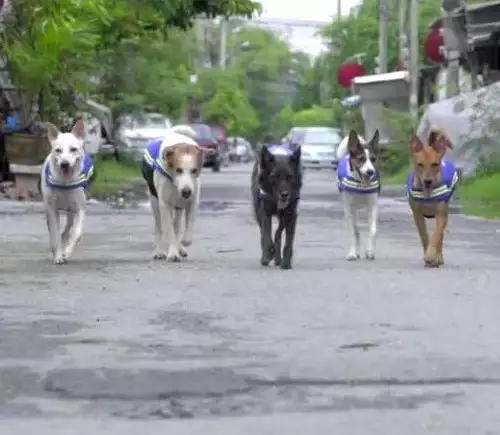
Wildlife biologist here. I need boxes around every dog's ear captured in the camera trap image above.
[260,146,275,170]
[289,146,301,166]
[409,135,424,154]
[429,130,453,153]
[368,129,380,155]
[347,130,363,155]
[430,135,448,157]
[71,119,86,140]
[195,146,211,169]
[162,145,177,168]
[45,122,60,142]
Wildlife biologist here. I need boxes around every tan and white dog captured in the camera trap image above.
[141,125,208,262]
[40,119,94,264]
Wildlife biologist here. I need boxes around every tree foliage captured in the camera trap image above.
[321,0,441,100]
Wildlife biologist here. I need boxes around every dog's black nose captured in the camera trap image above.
[423,179,433,187]
[366,169,374,177]
[181,187,192,199]
[280,190,289,199]
[60,161,70,170]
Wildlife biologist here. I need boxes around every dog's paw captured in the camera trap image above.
[280,261,292,270]
[365,251,375,261]
[166,247,181,262]
[424,246,440,268]
[179,246,188,258]
[153,250,167,260]
[346,252,360,261]
[436,252,444,266]
[53,253,67,265]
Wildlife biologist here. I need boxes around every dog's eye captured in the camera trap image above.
[431,163,439,168]
[69,147,78,153]
[54,148,62,154]
[370,157,376,163]
[417,163,424,168]
[190,168,198,175]
[175,168,183,174]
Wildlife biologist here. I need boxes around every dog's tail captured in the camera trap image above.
[169,125,197,140]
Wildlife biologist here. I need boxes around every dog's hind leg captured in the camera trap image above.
[260,212,274,266]
[150,196,166,260]
[344,200,360,261]
[425,204,448,268]
[62,209,84,261]
[273,217,285,266]
[365,198,379,260]
[281,211,297,270]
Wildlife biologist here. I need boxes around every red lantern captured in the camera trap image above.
[337,63,366,89]
[425,26,445,64]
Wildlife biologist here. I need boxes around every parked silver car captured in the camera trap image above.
[285,126,342,169]
[227,136,254,163]
[115,113,173,162]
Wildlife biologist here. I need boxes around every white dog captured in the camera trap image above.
[337,130,381,261]
[40,119,94,264]
[141,125,208,262]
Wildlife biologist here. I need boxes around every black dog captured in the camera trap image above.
[251,144,302,269]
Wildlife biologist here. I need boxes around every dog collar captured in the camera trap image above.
[406,159,458,203]
[336,155,380,194]
[45,155,94,190]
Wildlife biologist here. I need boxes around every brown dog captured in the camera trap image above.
[406,129,458,268]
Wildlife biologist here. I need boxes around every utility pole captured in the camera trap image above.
[399,0,409,68]
[337,0,341,21]
[409,0,419,117]
[378,0,388,73]
[442,0,462,97]
[219,19,227,69]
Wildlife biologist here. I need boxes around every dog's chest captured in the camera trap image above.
[344,192,378,209]
[49,190,85,212]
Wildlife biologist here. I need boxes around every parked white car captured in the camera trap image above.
[227,136,254,163]
[285,126,342,169]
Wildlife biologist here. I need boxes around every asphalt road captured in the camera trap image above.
[1,164,500,434]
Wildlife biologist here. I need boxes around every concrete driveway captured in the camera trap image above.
[1,164,500,434]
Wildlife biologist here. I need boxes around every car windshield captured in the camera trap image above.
[191,124,214,139]
[304,130,342,145]
[123,114,171,130]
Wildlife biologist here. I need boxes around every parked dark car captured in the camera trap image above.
[207,123,229,166]
[188,123,222,172]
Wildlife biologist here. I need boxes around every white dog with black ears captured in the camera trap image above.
[40,119,94,265]
[141,125,209,262]
[336,129,381,261]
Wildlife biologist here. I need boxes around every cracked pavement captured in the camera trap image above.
[1,164,500,434]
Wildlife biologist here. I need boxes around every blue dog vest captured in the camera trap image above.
[45,154,94,189]
[259,144,299,200]
[406,159,458,203]
[336,155,380,194]
[143,139,173,181]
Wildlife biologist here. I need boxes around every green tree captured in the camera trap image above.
[321,0,441,100]
[203,82,259,138]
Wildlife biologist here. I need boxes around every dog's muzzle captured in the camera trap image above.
[181,187,192,199]
[60,161,71,175]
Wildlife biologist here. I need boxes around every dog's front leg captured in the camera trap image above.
[159,201,181,262]
[273,216,286,266]
[281,211,297,270]
[181,200,196,248]
[174,209,188,258]
[260,211,274,266]
[425,204,448,268]
[344,198,360,261]
[46,208,65,264]
[365,197,379,260]
[410,202,429,257]
[62,209,84,261]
